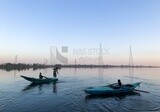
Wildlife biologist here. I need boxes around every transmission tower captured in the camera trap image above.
[129,46,134,66]
[98,43,103,65]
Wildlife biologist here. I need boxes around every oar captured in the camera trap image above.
[134,89,149,93]
[43,76,48,79]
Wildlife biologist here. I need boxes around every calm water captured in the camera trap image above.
[0,68,160,112]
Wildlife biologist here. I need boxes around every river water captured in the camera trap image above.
[0,68,160,112]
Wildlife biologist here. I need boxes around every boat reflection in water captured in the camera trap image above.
[85,92,140,100]
[22,82,58,93]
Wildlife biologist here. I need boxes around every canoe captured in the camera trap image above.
[21,75,58,84]
[84,82,141,95]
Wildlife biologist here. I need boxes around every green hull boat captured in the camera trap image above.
[84,82,141,95]
[21,75,58,84]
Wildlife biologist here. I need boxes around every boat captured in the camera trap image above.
[84,82,141,95]
[21,75,58,84]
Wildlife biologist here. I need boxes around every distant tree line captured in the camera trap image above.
[61,64,159,68]
[0,63,159,71]
[0,63,54,71]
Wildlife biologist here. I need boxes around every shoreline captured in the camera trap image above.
[0,63,159,71]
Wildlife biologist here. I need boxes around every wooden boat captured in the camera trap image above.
[21,75,58,84]
[84,82,141,95]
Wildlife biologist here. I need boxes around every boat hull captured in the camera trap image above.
[21,75,58,84]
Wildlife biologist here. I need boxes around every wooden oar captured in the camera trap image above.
[134,89,149,93]
[43,76,48,79]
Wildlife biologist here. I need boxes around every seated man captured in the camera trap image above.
[118,79,122,86]
[109,79,122,89]
[39,72,44,79]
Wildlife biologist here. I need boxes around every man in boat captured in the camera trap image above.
[39,72,45,79]
[118,79,122,86]
[53,67,59,77]
[109,79,122,89]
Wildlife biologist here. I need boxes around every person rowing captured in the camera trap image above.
[109,79,122,89]
[39,72,47,79]
[118,79,122,86]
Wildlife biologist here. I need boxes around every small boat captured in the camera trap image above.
[84,82,141,95]
[21,75,58,84]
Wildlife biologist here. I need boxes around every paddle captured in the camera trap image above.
[43,76,48,79]
[134,89,149,93]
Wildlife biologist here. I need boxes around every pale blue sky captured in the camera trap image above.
[0,0,160,65]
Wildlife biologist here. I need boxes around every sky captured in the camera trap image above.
[0,0,160,65]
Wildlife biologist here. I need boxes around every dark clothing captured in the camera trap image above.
[39,73,43,79]
[53,71,57,77]
[118,79,122,86]
[53,68,58,77]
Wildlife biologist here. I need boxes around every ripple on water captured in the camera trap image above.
[120,98,160,111]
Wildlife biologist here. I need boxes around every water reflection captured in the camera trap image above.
[1,68,160,112]
[22,82,58,93]
[43,68,48,74]
[129,67,134,83]
[98,68,104,82]
[14,70,16,78]
[85,92,140,100]
[74,68,77,76]
[53,82,57,93]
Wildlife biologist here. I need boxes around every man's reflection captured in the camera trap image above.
[22,82,58,94]
[53,82,57,93]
